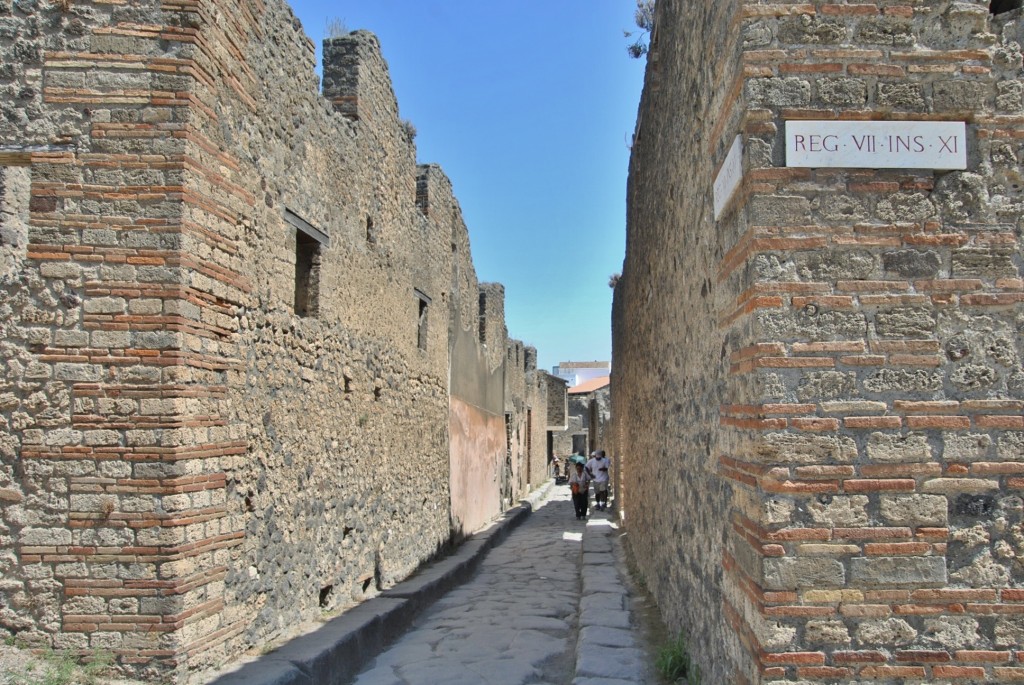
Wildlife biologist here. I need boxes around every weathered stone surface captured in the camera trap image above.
[875,193,936,222]
[807,495,869,527]
[863,369,943,394]
[795,250,875,282]
[881,249,941,278]
[880,495,949,527]
[797,371,857,401]
[0,8,557,683]
[850,557,947,587]
[922,616,981,650]
[942,432,993,461]
[856,18,914,45]
[867,433,932,463]
[778,16,846,44]
[614,2,1023,683]
[764,557,845,590]
[749,195,812,225]
[934,80,992,111]
[817,77,867,106]
[756,433,857,464]
[805,620,851,645]
[855,618,917,646]
[746,78,812,108]
[877,83,926,111]
[815,194,869,223]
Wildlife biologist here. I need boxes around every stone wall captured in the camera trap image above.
[0,0,556,681]
[613,1,1023,683]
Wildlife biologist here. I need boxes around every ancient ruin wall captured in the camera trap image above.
[0,0,552,680]
[614,1,1023,683]
[612,0,751,680]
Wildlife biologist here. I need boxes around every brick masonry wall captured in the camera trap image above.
[0,0,554,681]
[614,1,1023,683]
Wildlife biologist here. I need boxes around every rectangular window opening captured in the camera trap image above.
[478,291,486,344]
[415,289,431,351]
[294,230,321,317]
[284,208,329,319]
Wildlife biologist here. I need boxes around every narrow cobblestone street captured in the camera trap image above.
[351,487,655,685]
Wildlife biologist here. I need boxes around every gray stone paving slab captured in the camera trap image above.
[578,625,639,648]
[575,644,647,679]
[580,592,626,612]
[580,606,632,630]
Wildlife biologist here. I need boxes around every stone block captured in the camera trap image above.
[21,527,73,546]
[933,80,992,111]
[867,433,931,463]
[90,330,131,349]
[764,557,845,590]
[805,619,851,645]
[746,78,812,108]
[922,616,980,650]
[881,249,941,278]
[82,297,126,315]
[996,80,1023,112]
[879,495,948,527]
[952,248,1017,279]
[755,432,857,464]
[995,616,1024,648]
[875,192,937,222]
[997,433,1023,460]
[864,369,942,394]
[921,478,1000,494]
[795,250,876,281]
[807,495,869,527]
[54,363,102,382]
[797,372,858,401]
[856,18,914,45]
[877,83,926,111]
[778,16,847,43]
[53,330,89,347]
[750,194,813,225]
[850,557,947,587]
[855,617,917,645]
[815,194,869,222]
[817,77,867,105]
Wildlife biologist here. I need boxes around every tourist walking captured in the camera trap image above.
[586,449,611,511]
[568,460,591,520]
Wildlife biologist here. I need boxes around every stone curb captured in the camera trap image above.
[208,483,552,685]
[573,510,651,685]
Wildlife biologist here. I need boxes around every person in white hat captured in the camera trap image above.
[586,450,611,511]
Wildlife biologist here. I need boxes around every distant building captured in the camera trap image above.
[551,360,610,387]
[552,374,610,458]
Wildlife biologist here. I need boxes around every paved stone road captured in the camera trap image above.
[350,487,654,685]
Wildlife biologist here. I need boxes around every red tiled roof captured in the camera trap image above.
[568,376,610,394]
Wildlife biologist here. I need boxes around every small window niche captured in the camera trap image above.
[415,288,431,351]
[284,208,330,318]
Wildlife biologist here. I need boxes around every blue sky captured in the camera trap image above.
[287,1,646,373]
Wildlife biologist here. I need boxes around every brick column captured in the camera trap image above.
[7,2,250,679]
[720,2,1024,682]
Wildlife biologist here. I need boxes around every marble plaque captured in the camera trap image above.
[714,135,744,220]
[785,121,967,169]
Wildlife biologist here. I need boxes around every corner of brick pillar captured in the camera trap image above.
[322,29,400,127]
